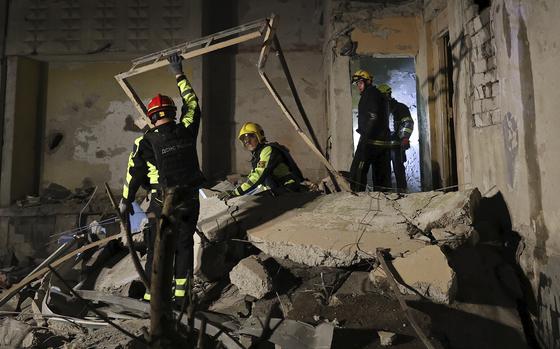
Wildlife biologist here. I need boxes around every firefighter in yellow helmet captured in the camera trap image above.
[217,122,304,200]
[349,69,392,191]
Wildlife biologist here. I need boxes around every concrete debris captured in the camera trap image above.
[370,245,457,304]
[378,330,397,346]
[93,254,145,297]
[229,255,273,299]
[247,189,480,267]
[0,317,32,347]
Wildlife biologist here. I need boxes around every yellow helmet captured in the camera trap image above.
[238,122,266,143]
[378,83,392,95]
[351,69,372,84]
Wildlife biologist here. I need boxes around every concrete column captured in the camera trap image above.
[0,56,17,207]
[323,0,354,172]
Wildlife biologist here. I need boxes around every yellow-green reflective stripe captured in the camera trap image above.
[147,161,158,184]
[175,289,186,297]
[143,293,151,301]
[402,127,413,134]
[175,278,187,286]
[368,140,393,146]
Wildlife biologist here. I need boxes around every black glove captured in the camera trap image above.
[168,53,183,76]
[217,190,235,201]
[119,199,134,217]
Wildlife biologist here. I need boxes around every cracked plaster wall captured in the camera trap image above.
[42,61,202,191]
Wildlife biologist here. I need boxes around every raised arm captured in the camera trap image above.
[168,53,201,136]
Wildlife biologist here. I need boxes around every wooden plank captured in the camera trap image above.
[0,232,124,308]
[258,71,352,192]
[117,31,262,80]
[114,76,149,124]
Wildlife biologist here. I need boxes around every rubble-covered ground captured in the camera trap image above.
[0,186,534,348]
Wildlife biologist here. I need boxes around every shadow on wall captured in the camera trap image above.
[201,0,237,180]
[442,191,541,348]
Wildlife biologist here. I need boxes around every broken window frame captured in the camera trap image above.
[114,14,351,192]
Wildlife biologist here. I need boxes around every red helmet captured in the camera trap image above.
[147,94,176,123]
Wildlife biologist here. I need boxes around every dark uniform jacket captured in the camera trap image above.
[357,84,391,145]
[233,142,303,196]
[122,74,202,203]
[387,98,414,145]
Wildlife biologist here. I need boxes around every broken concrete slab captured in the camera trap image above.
[0,317,32,347]
[229,255,273,299]
[93,254,144,297]
[246,190,480,267]
[370,245,457,304]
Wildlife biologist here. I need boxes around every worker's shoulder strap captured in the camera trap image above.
[267,142,304,181]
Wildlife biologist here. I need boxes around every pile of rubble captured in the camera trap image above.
[0,186,530,348]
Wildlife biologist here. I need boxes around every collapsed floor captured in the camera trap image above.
[0,185,534,348]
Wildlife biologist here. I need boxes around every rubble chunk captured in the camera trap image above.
[378,330,397,346]
[370,245,457,304]
[229,255,273,299]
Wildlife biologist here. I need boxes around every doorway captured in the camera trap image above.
[350,56,421,192]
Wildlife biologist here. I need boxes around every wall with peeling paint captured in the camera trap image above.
[444,0,560,346]
[42,61,202,191]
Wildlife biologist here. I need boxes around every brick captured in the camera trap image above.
[474,85,485,100]
[491,81,500,97]
[473,16,484,33]
[486,56,497,70]
[481,97,497,111]
[472,72,485,86]
[466,20,475,35]
[473,27,491,46]
[491,109,502,124]
[484,69,497,83]
[472,100,482,114]
[481,41,495,58]
[473,59,488,74]
[482,83,492,98]
[473,112,492,128]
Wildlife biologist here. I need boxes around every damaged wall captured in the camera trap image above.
[231,0,328,181]
[1,0,203,199]
[324,0,423,174]
[443,0,560,346]
[41,61,202,191]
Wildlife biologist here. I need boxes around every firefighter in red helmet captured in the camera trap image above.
[119,53,204,305]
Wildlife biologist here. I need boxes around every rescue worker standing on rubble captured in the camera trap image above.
[119,53,204,305]
[378,83,414,192]
[349,70,392,191]
[218,122,304,200]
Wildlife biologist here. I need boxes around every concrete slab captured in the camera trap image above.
[371,245,457,304]
[246,190,480,267]
[229,255,272,299]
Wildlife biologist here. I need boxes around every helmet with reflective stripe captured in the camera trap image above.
[351,69,372,84]
[238,122,266,143]
[378,83,392,95]
[147,94,176,124]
